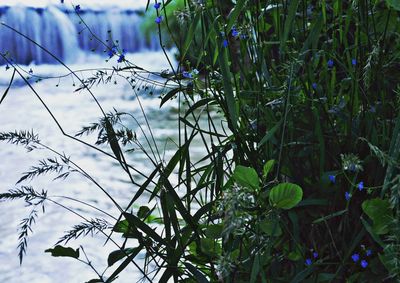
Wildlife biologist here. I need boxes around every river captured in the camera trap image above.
[0,2,188,282]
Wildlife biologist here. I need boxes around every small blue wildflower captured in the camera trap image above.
[361,260,368,268]
[155,16,163,24]
[222,39,228,48]
[352,58,357,66]
[357,181,364,191]
[232,27,239,37]
[117,54,125,63]
[154,2,161,9]
[327,59,334,68]
[329,175,336,184]
[345,191,351,201]
[366,249,372,256]
[351,253,360,262]
[305,258,312,266]
[313,252,318,258]
[108,49,114,58]
[312,82,318,90]
[75,5,81,12]
[182,71,193,79]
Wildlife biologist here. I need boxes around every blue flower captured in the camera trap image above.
[154,2,161,9]
[361,260,368,268]
[182,71,193,79]
[75,5,81,12]
[351,253,360,262]
[117,52,125,63]
[155,16,163,24]
[328,175,336,184]
[313,252,318,258]
[352,58,357,66]
[357,181,364,191]
[305,258,312,266]
[345,191,351,201]
[232,27,239,37]
[327,59,334,68]
[312,82,318,90]
[222,39,228,48]
[366,249,372,256]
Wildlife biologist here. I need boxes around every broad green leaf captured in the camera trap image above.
[287,250,302,261]
[107,247,141,267]
[362,198,393,235]
[205,224,223,239]
[269,183,303,209]
[259,219,282,236]
[112,219,129,233]
[233,165,259,190]
[262,159,275,178]
[137,206,150,219]
[200,238,221,257]
[45,245,79,259]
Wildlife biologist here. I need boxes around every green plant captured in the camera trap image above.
[1,0,400,282]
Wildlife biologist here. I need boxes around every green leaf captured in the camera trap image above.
[287,250,302,261]
[112,219,129,233]
[386,0,400,10]
[107,247,141,267]
[312,209,347,224]
[269,183,303,209]
[250,254,260,283]
[123,212,166,244]
[45,245,79,259]
[262,159,275,179]
[280,0,300,52]
[362,198,393,235]
[184,262,210,283]
[233,165,259,190]
[181,11,201,60]
[259,219,282,236]
[227,0,247,32]
[137,206,150,219]
[0,68,15,105]
[205,224,223,239]
[160,88,181,107]
[200,238,221,257]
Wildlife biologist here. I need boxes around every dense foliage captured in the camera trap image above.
[1,0,400,282]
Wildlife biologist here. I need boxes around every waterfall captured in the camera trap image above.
[0,5,159,65]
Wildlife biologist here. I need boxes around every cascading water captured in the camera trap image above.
[0,5,159,65]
